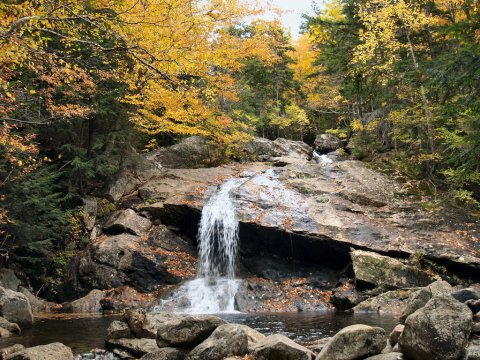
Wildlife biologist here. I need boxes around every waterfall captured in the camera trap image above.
[313,151,333,166]
[156,178,244,314]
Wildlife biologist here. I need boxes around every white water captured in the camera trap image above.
[313,151,333,166]
[156,178,244,314]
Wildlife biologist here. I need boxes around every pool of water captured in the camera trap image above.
[0,312,399,354]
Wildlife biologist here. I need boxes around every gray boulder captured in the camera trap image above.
[6,342,73,360]
[240,137,311,162]
[0,316,21,338]
[104,209,152,236]
[0,286,33,326]
[313,134,341,153]
[400,280,453,322]
[316,324,386,360]
[398,295,472,360]
[188,324,248,360]
[140,348,187,360]
[106,338,158,357]
[156,315,226,348]
[124,309,178,339]
[251,334,314,360]
[351,250,434,290]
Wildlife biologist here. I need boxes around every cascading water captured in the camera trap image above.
[156,178,244,314]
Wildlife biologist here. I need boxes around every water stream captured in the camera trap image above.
[156,178,245,314]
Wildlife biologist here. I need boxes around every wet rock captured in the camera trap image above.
[251,334,314,360]
[314,134,341,154]
[188,324,248,360]
[1,344,24,358]
[353,288,419,315]
[400,280,453,322]
[364,353,405,360]
[104,209,152,236]
[0,316,21,334]
[0,286,33,326]
[106,320,132,340]
[316,324,386,360]
[106,338,158,357]
[74,348,117,360]
[0,269,21,291]
[6,342,73,360]
[140,348,187,360]
[351,250,434,290]
[388,325,404,347]
[398,295,472,360]
[307,337,331,353]
[156,315,226,348]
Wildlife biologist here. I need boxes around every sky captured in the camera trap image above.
[262,0,318,39]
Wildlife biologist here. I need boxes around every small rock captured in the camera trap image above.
[399,295,472,360]
[389,325,404,346]
[106,320,132,340]
[466,299,480,314]
[140,347,187,360]
[251,334,314,360]
[1,345,24,358]
[365,353,405,360]
[465,339,480,360]
[307,337,331,353]
[316,324,386,360]
[0,316,21,334]
[106,338,158,357]
[314,134,341,154]
[188,324,248,360]
[156,315,226,348]
[6,342,73,360]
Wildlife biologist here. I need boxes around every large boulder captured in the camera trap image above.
[0,316,21,336]
[400,280,453,322]
[6,343,73,360]
[188,324,248,360]
[398,295,472,360]
[156,315,226,348]
[240,137,311,162]
[351,250,434,290]
[106,320,132,340]
[104,209,152,236]
[149,136,220,169]
[0,286,33,326]
[251,334,314,360]
[313,134,341,154]
[316,324,386,360]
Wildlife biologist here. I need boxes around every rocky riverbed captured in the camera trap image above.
[1,280,479,359]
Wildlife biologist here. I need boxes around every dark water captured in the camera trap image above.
[0,312,399,354]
